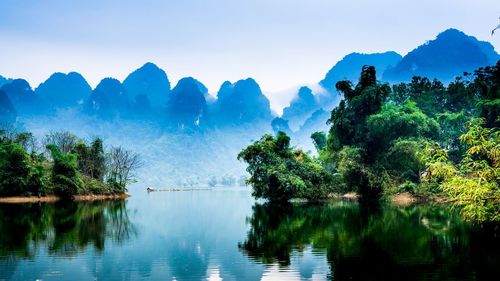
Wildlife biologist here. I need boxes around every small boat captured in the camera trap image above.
[146,187,156,192]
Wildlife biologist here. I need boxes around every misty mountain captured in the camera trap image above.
[292,108,330,152]
[320,52,402,91]
[0,79,44,115]
[35,72,92,109]
[0,89,16,125]
[166,77,207,128]
[281,86,318,131]
[0,75,12,89]
[271,117,292,135]
[85,78,130,119]
[209,78,273,126]
[123,62,171,110]
[383,29,500,82]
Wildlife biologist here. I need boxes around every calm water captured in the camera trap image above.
[0,187,498,281]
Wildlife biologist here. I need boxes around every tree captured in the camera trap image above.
[72,138,106,181]
[106,146,141,193]
[0,143,45,196]
[310,132,327,153]
[43,131,77,154]
[328,65,391,147]
[47,144,82,199]
[366,102,440,156]
[238,132,337,202]
[422,119,499,221]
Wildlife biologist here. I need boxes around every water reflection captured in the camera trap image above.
[239,201,500,281]
[0,200,136,280]
[0,191,498,280]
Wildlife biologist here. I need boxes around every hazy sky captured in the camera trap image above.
[0,0,499,111]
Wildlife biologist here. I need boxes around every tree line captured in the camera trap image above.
[0,129,141,199]
[239,61,500,221]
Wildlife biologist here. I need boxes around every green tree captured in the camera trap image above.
[422,119,499,221]
[47,144,82,199]
[0,142,46,196]
[310,131,327,153]
[328,65,391,148]
[238,132,337,202]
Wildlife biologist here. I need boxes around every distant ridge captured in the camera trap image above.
[383,28,500,82]
[0,89,17,124]
[320,51,402,91]
[85,78,129,119]
[209,78,273,126]
[0,28,497,134]
[123,62,171,110]
[166,77,207,128]
[35,72,92,109]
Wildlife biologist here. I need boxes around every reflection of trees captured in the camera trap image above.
[0,200,136,279]
[240,201,499,280]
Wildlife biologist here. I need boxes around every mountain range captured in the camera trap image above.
[0,28,498,141]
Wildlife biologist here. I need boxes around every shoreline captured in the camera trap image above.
[0,194,130,204]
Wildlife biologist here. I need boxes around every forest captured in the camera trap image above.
[0,130,141,199]
[239,61,500,222]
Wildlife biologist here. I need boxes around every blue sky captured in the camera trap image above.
[0,0,499,111]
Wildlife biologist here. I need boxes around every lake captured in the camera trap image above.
[0,187,498,281]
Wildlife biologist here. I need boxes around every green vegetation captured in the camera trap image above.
[237,132,338,201]
[239,61,500,221]
[0,130,141,199]
[422,119,499,221]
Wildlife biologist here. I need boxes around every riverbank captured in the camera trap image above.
[0,194,130,204]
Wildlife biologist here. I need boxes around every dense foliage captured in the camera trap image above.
[237,132,338,201]
[422,119,499,221]
[0,130,141,198]
[240,60,499,221]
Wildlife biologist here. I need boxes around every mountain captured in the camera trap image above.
[320,51,402,91]
[271,117,292,135]
[293,108,330,152]
[166,77,207,128]
[85,78,129,119]
[0,79,43,115]
[0,75,11,89]
[383,29,500,82]
[210,78,273,126]
[281,86,318,131]
[35,72,92,108]
[0,89,16,125]
[123,62,171,110]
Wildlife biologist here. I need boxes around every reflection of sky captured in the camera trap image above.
[8,188,308,280]
[1,0,499,111]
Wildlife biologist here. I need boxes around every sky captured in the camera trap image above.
[0,0,499,112]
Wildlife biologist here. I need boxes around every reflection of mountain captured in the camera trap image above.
[0,200,135,280]
[239,201,498,280]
